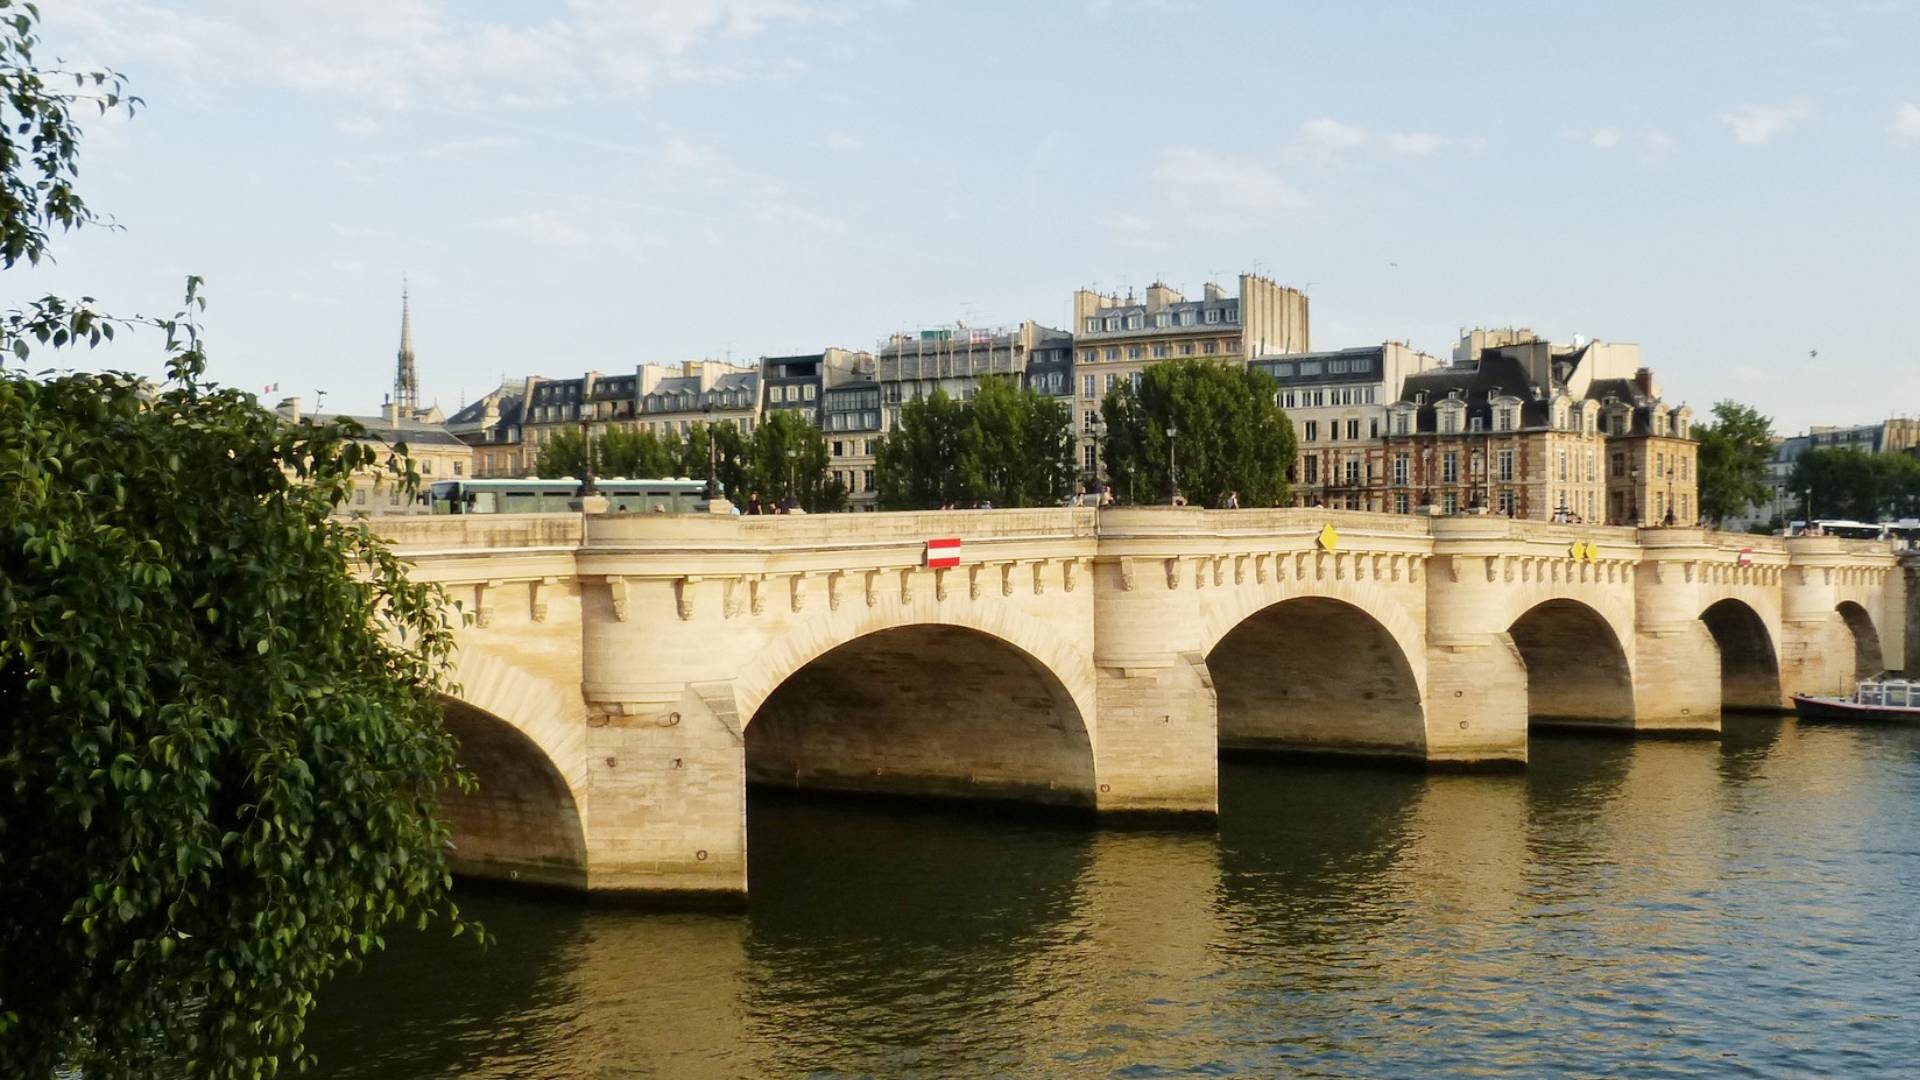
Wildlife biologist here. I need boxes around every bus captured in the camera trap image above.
[427,477,709,515]
[1785,518,1920,546]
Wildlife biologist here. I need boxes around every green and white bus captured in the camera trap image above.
[427,477,709,515]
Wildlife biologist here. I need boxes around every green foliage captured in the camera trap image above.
[0,0,138,268]
[875,379,1076,509]
[0,287,475,1079]
[1694,400,1775,525]
[1789,446,1920,522]
[1099,358,1296,508]
[751,409,838,511]
[0,11,471,1075]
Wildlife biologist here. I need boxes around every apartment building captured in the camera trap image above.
[1069,274,1309,478]
[1252,343,1444,507]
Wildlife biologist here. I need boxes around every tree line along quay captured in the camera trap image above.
[2,4,1918,1079]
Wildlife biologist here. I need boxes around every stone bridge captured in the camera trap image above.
[370,508,1908,901]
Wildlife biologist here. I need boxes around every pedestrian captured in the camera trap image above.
[1073,488,1087,507]
[1226,489,1240,510]
[746,491,763,516]
[1101,484,1114,507]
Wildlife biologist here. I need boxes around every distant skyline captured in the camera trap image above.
[21,0,1920,434]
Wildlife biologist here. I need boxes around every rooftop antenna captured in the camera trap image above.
[314,389,327,413]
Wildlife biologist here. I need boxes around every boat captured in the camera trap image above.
[1792,679,1920,722]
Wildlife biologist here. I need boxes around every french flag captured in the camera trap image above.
[924,537,962,569]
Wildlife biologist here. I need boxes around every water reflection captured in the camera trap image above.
[306,720,1920,1078]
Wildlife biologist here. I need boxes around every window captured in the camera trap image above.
[1442,452,1459,483]
[1329,421,1340,442]
[1469,416,1484,433]
[1681,494,1690,521]
[1081,349,1095,363]
[1203,341,1217,355]
[1154,313,1171,328]
[422,459,433,475]
[1105,317,1120,331]
[1370,419,1380,438]
[1126,314,1143,330]
[1105,374,1118,393]
[1558,450,1568,482]
[1083,375,1096,398]
[803,385,817,400]
[1345,458,1361,484]
[1105,347,1120,361]
[1225,306,1238,323]
[1680,457,1690,481]
[1498,490,1515,515]
[1180,343,1195,356]
[1304,457,1319,484]
[1128,346,1143,360]
[1205,308,1222,324]
[454,460,464,476]
[1587,450,1596,482]
[1180,310,1196,326]
[1444,492,1459,514]
[1345,419,1359,440]
[1395,492,1411,514]
[864,468,874,491]
[1130,372,1142,390]
[1394,454,1409,485]
[1153,344,1169,358]
[1657,451,1666,475]
[1305,420,1319,441]
[1084,445,1096,470]
[1086,318,1100,332]
[1298,360,1322,376]
[1441,410,1459,434]
[1392,413,1411,436]
[832,441,844,457]
[1611,452,1626,478]
[1498,448,1514,482]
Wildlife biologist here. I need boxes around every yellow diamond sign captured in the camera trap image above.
[1317,523,1339,551]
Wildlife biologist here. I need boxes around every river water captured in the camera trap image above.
[305,716,1920,1078]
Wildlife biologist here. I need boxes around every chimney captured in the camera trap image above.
[1635,367,1657,397]
[279,395,301,422]
[1145,281,1182,312]
[383,392,399,427]
[1203,282,1227,301]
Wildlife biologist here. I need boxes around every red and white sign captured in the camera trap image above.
[1738,548,1754,567]
[924,537,962,569]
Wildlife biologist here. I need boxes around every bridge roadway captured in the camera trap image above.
[371,507,1908,901]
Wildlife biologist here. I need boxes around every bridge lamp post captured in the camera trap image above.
[1091,416,1106,492]
[786,447,799,510]
[1162,424,1183,505]
[1629,463,1641,526]
[579,419,596,496]
[702,401,721,502]
[1664,465,1677,527]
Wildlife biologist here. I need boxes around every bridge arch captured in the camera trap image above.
[742,617,1097,808]
[1508,598,1636,729]
[1836,600,1885,679]
[1207,596,1426,758]
[439,646,590,889]
[1700,598,1783,710]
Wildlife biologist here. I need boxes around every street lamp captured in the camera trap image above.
[785,447,799,511]
[1628,463,1641,526]
[579,419,596,496]
[1162,424,1183,505]
[702,401,721,502]
[1664,465,1677,527]
[1090,416,1107,493]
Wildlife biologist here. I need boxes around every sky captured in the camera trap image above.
[18,0,1920,433]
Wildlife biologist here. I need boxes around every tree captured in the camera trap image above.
[532,427,590,478]
[1693,400,1775,526]
[1789,446,1920,522]
[874,380,1076,509]
[875,389,973,509]
[1099,359,1295,508]
[750,409,837,511]
[0,10,472,1076]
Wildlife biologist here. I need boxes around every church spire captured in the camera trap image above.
[394,277,418,414]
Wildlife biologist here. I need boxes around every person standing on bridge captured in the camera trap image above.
[1226,489,1240,510]
[746,491,764,516]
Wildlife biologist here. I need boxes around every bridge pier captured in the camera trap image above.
[1421,637,1530,766]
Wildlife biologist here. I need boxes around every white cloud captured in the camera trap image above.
[45,0,847,108]
[1893,103,1920,141]
[337,116,380,136]
[1385,131,1449,156]
[424,135,519,158]
[1718,100,1814,145]
[1155,147,1305,229]
[490,210,593,249]
[1562,126,1677,158]
[1588,127,1623,150]
[1299,116,1367,157]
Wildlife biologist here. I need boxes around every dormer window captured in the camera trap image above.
[1085,317,1099,332]
[1126,314,1143,330]
[1104,317,1120,332]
